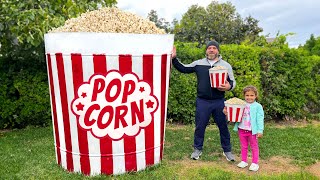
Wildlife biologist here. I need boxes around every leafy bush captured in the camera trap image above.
[221,44,262,99]
[259,47,315,120]
[0,71,50,129]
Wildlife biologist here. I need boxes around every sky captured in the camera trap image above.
[117,0,320,48]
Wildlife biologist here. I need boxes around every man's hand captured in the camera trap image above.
[217,81,231,91]
[171,46,176,59]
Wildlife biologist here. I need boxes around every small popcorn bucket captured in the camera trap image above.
[224,103,246,122]
[209,69,228,88]
[44,33,174,176]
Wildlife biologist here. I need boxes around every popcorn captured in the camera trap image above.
[49,7,166,34]
[225,97,246,105]
[209,66,227,70]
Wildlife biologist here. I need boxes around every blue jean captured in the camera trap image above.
[194,97,231,152]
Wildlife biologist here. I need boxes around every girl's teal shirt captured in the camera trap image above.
[233,101,264,135]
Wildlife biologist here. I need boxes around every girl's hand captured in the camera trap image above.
[223,107,227,115]
[257,133,263,138]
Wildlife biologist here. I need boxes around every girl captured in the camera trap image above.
[233,85,264,171]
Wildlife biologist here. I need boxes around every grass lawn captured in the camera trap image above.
[0,121,319,179]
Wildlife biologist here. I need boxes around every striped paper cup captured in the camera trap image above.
[209,69,228,88]
[44,33,174,176]
[225,103,246,122]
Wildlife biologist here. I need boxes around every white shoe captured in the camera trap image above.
[249,163,259,171]
[237,161,248,168]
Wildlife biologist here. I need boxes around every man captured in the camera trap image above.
[171,40,236,161]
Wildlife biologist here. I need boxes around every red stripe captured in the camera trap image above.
[55,53,74,171]
[228,107,233,122]
[236,108,241,122]
[93,54,107,74]
[222,72,226,85]
[143,54,154,166]
[47,54,61,165]
[119,55,137,172]
[160,54,168,160]
[93,54,114,175]
[215,73,220,88]
[210,73,214,87]
[71,53,91,175]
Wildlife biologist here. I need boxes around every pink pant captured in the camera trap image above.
[238,128,259,164]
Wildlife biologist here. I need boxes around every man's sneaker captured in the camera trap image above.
[249,163,259,171]
[223,152,235,161]
[237,161,248,168]
[191,148,202,160]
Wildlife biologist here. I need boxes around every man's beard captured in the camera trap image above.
[207,53,218,60]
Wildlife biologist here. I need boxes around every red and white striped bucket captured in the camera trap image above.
[225,103,246,122]
[44,33,174,176]
[209,69,228,88]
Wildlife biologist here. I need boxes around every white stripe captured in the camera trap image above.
[51,54,67,169]
[219,72,223,86]
[63,54,81,172]
[213,73,217,87]
[132,56,146,171]
[107,55,126,175]
[106,55,119,70]
[46,56,59,164]
[232,108,237,122]
[82,55,102,175]
[112,139,125,174]
[153,55,161,164]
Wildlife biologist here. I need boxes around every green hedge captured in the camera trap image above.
[0,70,51,129]
[260,48,320,120]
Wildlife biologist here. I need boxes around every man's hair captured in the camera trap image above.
[206,40,220,52]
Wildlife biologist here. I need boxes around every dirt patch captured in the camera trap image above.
[169,155,302,176]
[0,129,12,137]
[0,129,11,133]
[259,156,300,174]
[306,162,320,178]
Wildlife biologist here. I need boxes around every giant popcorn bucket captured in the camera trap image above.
[225,103,246,122]
[45,33,174,176]
[209,68,228,88]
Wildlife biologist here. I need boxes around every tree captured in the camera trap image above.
[173,5,207,44]
[147,9,171,33]
[173,1,263,45]
[304,34,316,52]
[303,34,320,56]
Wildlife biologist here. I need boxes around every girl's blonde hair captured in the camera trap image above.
[243,85,259,99]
